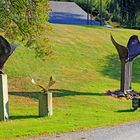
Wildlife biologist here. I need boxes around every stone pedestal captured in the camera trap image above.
[39,92,53,117]
[0,74,9,121]
[121,61,132,92]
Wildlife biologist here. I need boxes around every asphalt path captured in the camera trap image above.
[30,121,140,140]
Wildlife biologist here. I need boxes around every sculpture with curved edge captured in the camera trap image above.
[111,34,140,92]
[111,35,128,60]
[111,34,140,61]
[127,35,140,61]
[0,36,17,74]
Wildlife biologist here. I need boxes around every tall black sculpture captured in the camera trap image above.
[111,35,140,92]
[0,36,16,73]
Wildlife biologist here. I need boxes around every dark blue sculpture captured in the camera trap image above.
[0,36,17,74]
[111,35,140,62]
[127,35,140,61]
[111,35,140,92]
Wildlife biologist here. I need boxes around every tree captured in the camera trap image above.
[0,0,51,57]
[109,0,140,27]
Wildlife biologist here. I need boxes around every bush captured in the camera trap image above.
[111,14,121,22]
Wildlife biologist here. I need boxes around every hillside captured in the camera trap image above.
[1,24,140,139]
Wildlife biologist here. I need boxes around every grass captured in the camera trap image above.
[1,24,140,139]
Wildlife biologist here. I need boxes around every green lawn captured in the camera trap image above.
[1,24,140,139]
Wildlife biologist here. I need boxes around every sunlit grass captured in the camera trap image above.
[1,24,140,139]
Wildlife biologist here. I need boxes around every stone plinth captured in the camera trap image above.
[0,74,9,121]
[39,92,53,117]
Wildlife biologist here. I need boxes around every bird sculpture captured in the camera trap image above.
[31,76,56,93]
[111,35,140,61]
[0,36,17,74]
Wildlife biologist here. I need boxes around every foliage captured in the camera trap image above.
[73,0,140,27]
[102,0,140,26]
[0,0,51,57]
[102,0,134,25]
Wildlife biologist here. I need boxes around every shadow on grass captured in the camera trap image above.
[9,89,104,99]
[101,54,140,83]
[49,12,100,26]
[10,115,39,120]
[9,89,103,120]
[52,89,103,97]
[9,92,40,100]
[116,109,135,113]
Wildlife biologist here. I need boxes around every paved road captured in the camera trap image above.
[30,121,140,140]
[48,1,100,25]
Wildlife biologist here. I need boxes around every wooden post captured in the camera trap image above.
[121,60,132,92]
[39,92,53,117]
[0,74,9,121]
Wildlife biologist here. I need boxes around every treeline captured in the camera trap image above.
[53,0,140,27]
[109,0,140,27]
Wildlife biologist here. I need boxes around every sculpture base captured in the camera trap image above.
[39,92,53,117]
[106,89,140,100]
[121,61,132,92]
[0,74,9,121]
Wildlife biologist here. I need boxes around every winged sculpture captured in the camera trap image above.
[111,35,140,61]
[0,36,17,73]
[31,76,56,93]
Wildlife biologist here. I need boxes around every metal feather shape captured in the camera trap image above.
[111,35,128,60]
[0,36,17,73]
[127,35,140,61]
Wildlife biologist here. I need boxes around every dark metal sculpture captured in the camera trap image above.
[111,35,140,92]
[0,36,17,73]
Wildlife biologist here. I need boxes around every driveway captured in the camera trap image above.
[30,121,140,140]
